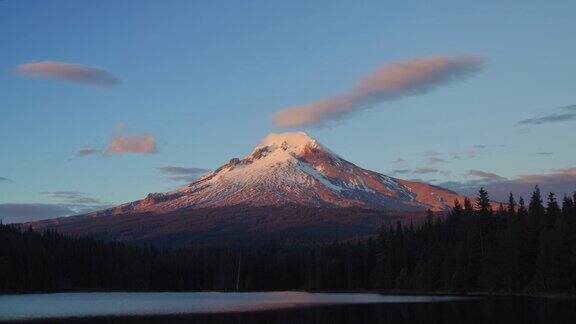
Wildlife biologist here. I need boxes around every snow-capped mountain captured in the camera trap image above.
[97,132,463,217]
[28,132,467,245]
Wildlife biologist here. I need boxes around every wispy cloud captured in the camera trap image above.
[75,148,102,157]
[518,104,576,125]
[518,114,576,125]
[424,144,505,162]
[413,167,439,174]
[272,55,484,128]
[452,151,476,160]
[536,152,554,156]
[16,61,120,87]
[425,151,447,164]
[467,169,507,181]
[392,169,412,175]
[41,191,101,205]
[392,167,438,176]
[157,166,210,182]
[472,144,506,150]
[392,158,406,164]
[0,176,12,183]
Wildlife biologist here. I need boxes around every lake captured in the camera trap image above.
[0,292,574,323]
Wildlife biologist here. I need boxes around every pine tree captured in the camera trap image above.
[529,186,545,230]
[546,192,560,228]
[463,197,474,218]
[475,187,492,217]
[507,192,517,218]
[524,187,545,289]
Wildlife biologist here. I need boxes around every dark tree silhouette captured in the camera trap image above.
[1,187,575,294]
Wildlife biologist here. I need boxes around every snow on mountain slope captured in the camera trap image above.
[99,132,464,217]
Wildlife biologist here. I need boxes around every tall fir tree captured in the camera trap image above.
[546,192,560,228]
[528,186,545,230]
[475,187,492,217]
[507,192,517,218]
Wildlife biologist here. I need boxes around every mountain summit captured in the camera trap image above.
[104,132,462,216]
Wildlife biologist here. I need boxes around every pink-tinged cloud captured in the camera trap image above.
[106,134,157,155]
[439,167,576,202]
[467,169,507,181]
[272,55,484,128]
[16,61,120,86]
[515,167,576,184]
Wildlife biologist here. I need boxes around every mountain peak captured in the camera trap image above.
[255,132,321,154]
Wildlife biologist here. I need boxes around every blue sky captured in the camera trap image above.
[1,0,575,222]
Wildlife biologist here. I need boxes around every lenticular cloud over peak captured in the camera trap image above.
[272,55,484,128]
[16,61,120,87]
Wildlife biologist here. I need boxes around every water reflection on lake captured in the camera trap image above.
[0,291,574,323]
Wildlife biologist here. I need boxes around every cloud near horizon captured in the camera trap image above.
[0,190,111,224]
[467,169,507,181]
[16,61,120,87]
[0,203,77,224]
[0,202,112,224]
[272,55,484,128]
[439,167,576,202]
[0,191,113,223]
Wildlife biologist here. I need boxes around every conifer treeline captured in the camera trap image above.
[1,186,575,293]
[371,186,576,293]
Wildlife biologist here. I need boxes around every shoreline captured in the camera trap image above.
[1,290,575,299]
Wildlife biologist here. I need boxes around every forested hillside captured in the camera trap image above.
[1,186,575,294]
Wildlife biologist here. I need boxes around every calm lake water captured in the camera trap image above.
[0,291,574,323]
